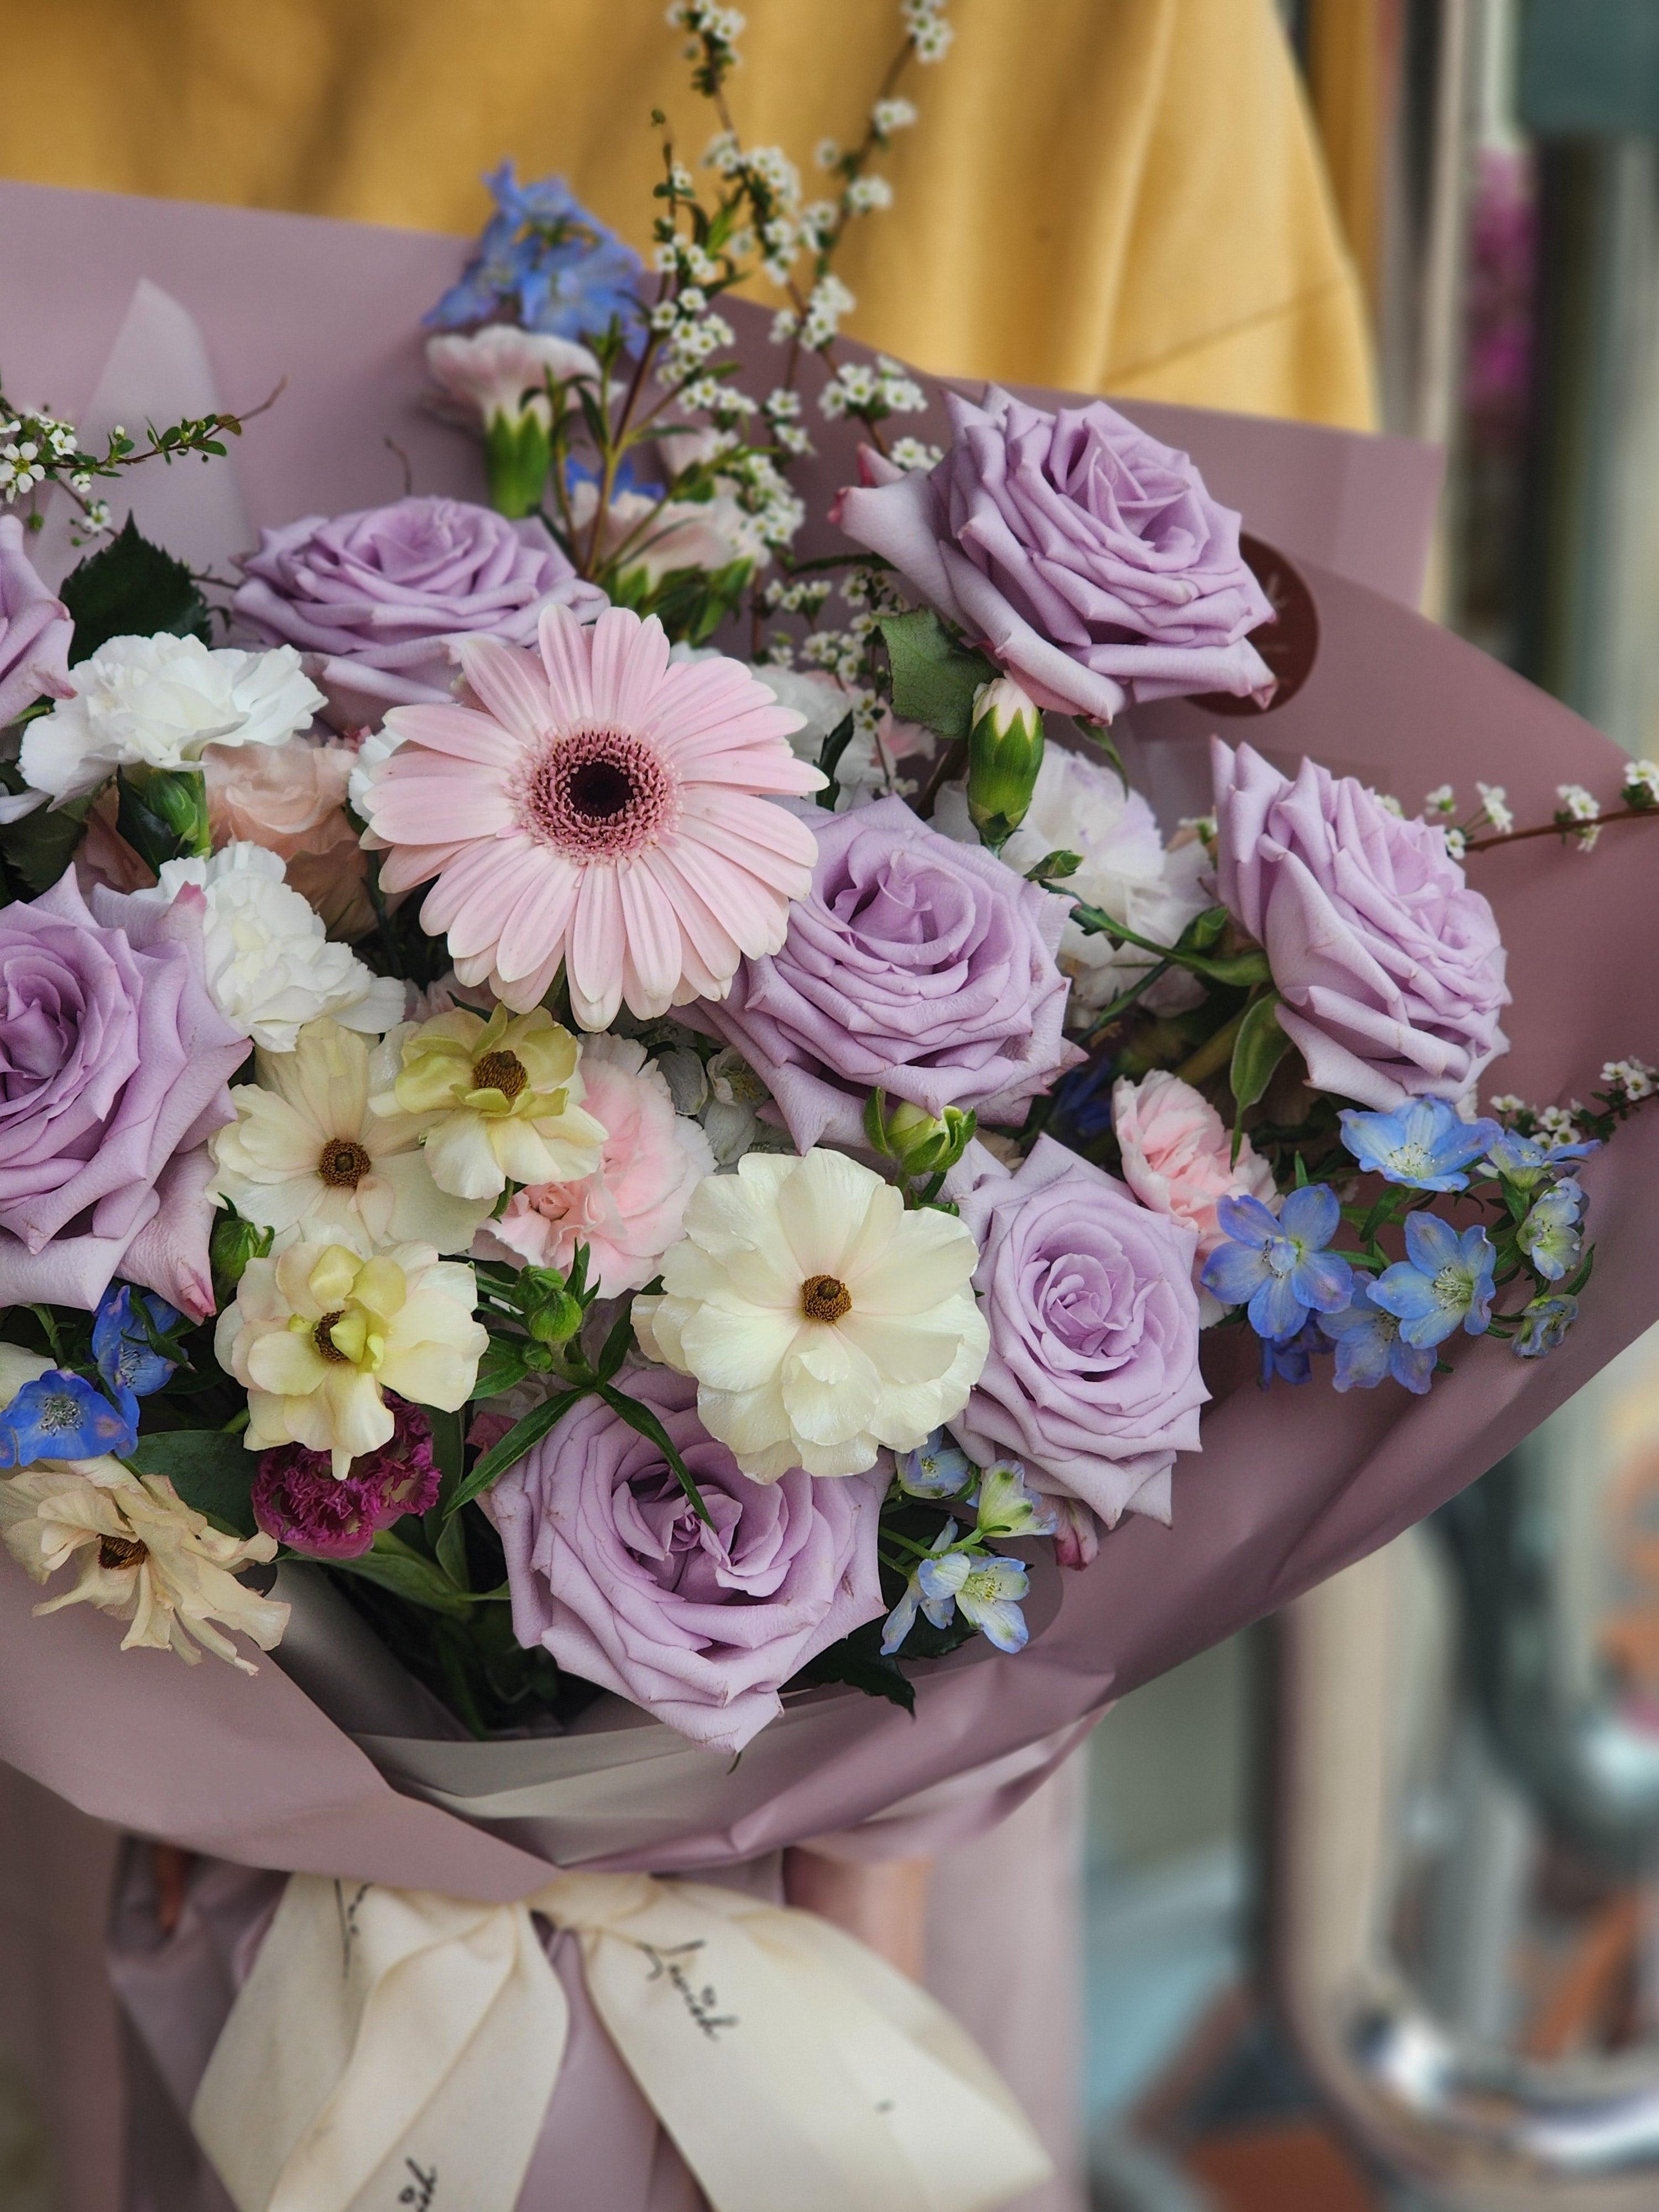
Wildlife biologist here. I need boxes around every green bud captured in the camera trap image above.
[885,1101,976,1178]
[483,407,554,520]
[966,677,1044,849]
[525,1286,587,1347]
[116,764,211,867]
[210,1208,272,1298]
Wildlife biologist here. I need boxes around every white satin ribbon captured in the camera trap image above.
[191,1869,1053,2212]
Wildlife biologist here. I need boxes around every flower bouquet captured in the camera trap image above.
[1,9,1657,2209]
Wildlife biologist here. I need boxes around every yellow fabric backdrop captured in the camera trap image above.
[0,0,1374,429]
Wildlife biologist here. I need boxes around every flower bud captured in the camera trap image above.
[210,1209,273,1300]
[118,763,212,867]
[966,676,1044,848]
[483,408,555,521]
[524,1284,587,1347]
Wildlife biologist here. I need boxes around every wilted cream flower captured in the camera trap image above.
[370,1008,607,1203]
[211,1020,491,1256]
[633,1147,988,1480]
[216,1240,488,1477]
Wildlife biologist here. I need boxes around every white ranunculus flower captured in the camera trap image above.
[935,743,1211,1020]
[18,633,324,804]
[633,1147,988,1480]
[425,326,602,428]
[141,842,405,1052]
[211,1018,491,1258]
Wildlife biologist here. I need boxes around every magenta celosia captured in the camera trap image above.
[250,1397,438,1559]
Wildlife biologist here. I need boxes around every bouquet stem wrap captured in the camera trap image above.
[191,1868,1052,2212]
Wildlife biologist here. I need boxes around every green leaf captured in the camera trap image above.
[446,1387,587,1514]
[816,712,856,807]
[1229,991,1290,1117]
[125,1428,257,1538]
[330,1533,477,1620]
[0,770,96,895]
[434,1505,472,1592]
[468,1334,531,1402]
[789,1629,915,1713]
[1067,898,1273,988]
[877,609,995,744]
[597,1383,712,1525]
[59,517,210,664]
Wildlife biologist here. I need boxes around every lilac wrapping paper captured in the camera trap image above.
[0,182,1634,2211]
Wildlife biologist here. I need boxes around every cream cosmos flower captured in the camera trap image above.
[211,1020,491,1256]
[370,1006,607,1203]
[216,1240,488,1477]
[633,1147,988,1480]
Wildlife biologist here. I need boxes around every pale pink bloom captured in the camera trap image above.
[425,326,602,429]
[483,1035,715,1294]
[1112,1068,1277,1270]
[363,603,825,1029]
[204,734,371,937]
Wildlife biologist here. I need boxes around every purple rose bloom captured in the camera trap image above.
[232,494,607,724]
[0,872,246,1318]
[693,795,1083,1154]
[0,515,72,730]
[486,1368,884,1752]
[252,1399,438,1559]
[953,1138,1208,1528]
[1212,738,1511,1111]
[834,387,1275,722]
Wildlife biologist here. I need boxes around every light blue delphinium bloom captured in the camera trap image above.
[1339,1099,1501,1192]
[894,1431,975,1501]
[1516,1177,1585,1282]
[92,1282,181,1400]
[881,1521,961,1653]
[426,164,646,339]
[1258,1317,1332,1387]
[0,1369,137,1468]
[1486,1129,1599,1192]
[1514,1295,1579,1358]
[918,1550,1032,1655]
[1318,1285,1436,1394]
[973,1459,1060,1540]
[1200,1185,1354,1339]
[1370,1214,1497,1349]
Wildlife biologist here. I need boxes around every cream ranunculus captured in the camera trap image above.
[370,1008,607,1204]
[211,1020,492,1257]
[633,1147,988,1480]
[215,1240,488,1478]
[0,1344,287,1672]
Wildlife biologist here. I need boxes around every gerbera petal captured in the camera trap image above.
[616,858,684,1014]
[494,854,581,984]
[538,601,595,723]
[379,703,524,769]
[568,866,625,1030]
[589,605,672,726]
[442,840,552,962]
[660,827,792,959]
[453,636,553,744]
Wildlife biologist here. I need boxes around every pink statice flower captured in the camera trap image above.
[362,603,825,1027]
[482,1035,714,1295]
[1112,1068,1278,1293]
[250,1397,437,1560]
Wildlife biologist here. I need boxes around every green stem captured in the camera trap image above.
[1174,1008,1247,1090]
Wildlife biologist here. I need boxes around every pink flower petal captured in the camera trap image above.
[538,602,595,724]
[568,865,626,1028]
[455,636,554,744]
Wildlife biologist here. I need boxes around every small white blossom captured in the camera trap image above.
[1603,1057,1656,1100]
[845,175,894,214]
[1424,784,1456,817]
[1538,1103,1584,1144]
[1373,791,1404,817]
[872,96,919,134]
[1443,826,1468,859]
[889,436,943,472]
[815,138,841,171]
[1622,758,1659,808]
[1474,780,1514,833]
[1489,1093,1526,1117]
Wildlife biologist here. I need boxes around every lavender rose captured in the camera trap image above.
[835,387,1275,721]
[953,1138,1208,1528]
[694,795,1083,1154]
[486,1368,883,1752]
[0,514,72,730]
[0,872,247,1318]
[1212,738,1511,1110]
[232,494,606,724]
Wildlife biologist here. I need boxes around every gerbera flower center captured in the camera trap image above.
[801,1273,853,1324]
[519,727,678,860]
[98,1533,147,1571]
[313,1310,352,1362]
[317,1138,372,1189]
[472,1049,528,1100]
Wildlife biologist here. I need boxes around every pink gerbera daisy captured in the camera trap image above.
[364,604,825,1027]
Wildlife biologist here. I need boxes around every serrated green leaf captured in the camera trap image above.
[60,517,210,664]
[877,609,996,744]
[125,1428,258,1538]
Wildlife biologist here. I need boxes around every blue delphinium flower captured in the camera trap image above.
[0,1369,137,1468]
[1200,1185,1354,1339]
[973,1459,1060,1540]
[1513,1294,1579,1358]
[894,1431,975,1501]
[1370,1214,1497,1348]
[1339,1099,1501,1192]
[426,164,646,340]
[1318,1285,1436,1394]
[1486,1129,1599,1191]
[92,1282,182,1400]
[1259,1317,1334,1387]
[1516,1178,1584,1282]
[1050,1052,1118,1143]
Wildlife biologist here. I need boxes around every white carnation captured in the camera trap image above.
[19,633,324,804]
[142,842,405,1052]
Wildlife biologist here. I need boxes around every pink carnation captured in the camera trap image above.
[483,1036,714,1295]
[1112,1069,1277,1267]
[204,735,371,937]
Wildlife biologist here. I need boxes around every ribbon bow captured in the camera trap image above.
[191,1868,1052,2212]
